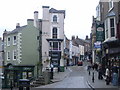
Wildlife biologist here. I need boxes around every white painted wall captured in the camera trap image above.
[42,6,65,70]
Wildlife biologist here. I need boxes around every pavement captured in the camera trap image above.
[50,67,71,83]
[50,61,119,89]
[2,62,120,89]
[84,61,119,89]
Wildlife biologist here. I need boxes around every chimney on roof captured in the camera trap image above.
[85,35,89,40]
[72,36,75,40]
[34,11,39,28]
[76,36,78,39]
[16,23,20,28]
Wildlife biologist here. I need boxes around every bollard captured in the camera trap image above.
[92,72,94,83]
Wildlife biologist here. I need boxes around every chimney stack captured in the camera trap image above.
[34,11,38,28]
[16,23,20,28]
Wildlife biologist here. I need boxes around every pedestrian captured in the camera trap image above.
[92,72,95,83]
[105,67,110,85]
[92,63,95,70]
[112,64,118,86]
[50,64,54,79]
[98,64,103,80]
[94,63,98,71]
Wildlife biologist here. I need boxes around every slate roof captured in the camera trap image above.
[49,8,65,18]
[107,11,116,17]
[7,25,27,35]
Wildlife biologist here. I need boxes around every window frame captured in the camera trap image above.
[109,0,114,11]
[53,15,57,22]
[49,41,61,51]
[13,50,17,60]
[110,17,115,37]
[52,27,58,39]
[7,51,10,60]
[13,36,17,45]
[7,37,11,46]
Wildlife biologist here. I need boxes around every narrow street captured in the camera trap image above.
[35,65,90,88]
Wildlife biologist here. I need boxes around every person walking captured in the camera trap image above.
[105,67,110,85]
[98,64,103,80]
[112,64,118,86]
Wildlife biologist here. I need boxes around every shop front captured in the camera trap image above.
[102,40,120,85]
[3,64,34,88]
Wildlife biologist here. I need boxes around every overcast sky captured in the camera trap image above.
[0,0,99,39]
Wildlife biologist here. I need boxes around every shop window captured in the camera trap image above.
[23,72,27,79]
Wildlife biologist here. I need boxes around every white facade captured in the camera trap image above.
[42,6,65,70]
[79,45,84,57]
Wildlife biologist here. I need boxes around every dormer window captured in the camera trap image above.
[53,15,57,22]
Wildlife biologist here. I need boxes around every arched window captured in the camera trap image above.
[53,15,57,22]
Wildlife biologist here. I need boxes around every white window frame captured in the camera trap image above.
[13,50,17,60]
[7,51,10,60]
[109,0,114,11]
[52,27,58,39]
[13,36,17,45]
[109,17,115,37]
[105,19,109,39]
[51,14,59,23]
[7,37,11,46]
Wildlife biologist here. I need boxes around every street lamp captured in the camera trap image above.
[50,46,53,79]
[39,20,42,76]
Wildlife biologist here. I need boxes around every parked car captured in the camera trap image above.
[77,61,83,66]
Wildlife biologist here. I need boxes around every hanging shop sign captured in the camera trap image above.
[96,23,105,41]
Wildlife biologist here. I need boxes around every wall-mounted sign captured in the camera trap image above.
[96,23,104,41]
[94,41,101,49]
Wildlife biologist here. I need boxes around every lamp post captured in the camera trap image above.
[39,20,42,76]
[50,47,53,79]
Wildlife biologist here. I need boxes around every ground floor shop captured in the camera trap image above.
[102,40,120,85]
[2,64,35,88]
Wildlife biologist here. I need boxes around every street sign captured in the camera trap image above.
[94,41,101,49]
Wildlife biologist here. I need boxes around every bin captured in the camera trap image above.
[59,66,64,72]
[19,79,30,90]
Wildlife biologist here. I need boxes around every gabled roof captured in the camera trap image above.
[49,8,65,18]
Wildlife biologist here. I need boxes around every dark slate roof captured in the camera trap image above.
[7,25,27,35]
[49,8,65,13]
[42,6,49,8]
[107,11,116,17]
[27,19,42,22]
[49,8,65,18]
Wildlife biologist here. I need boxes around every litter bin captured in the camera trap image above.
[19,79,30,90]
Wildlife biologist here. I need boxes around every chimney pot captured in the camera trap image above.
[16,23,20,28]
